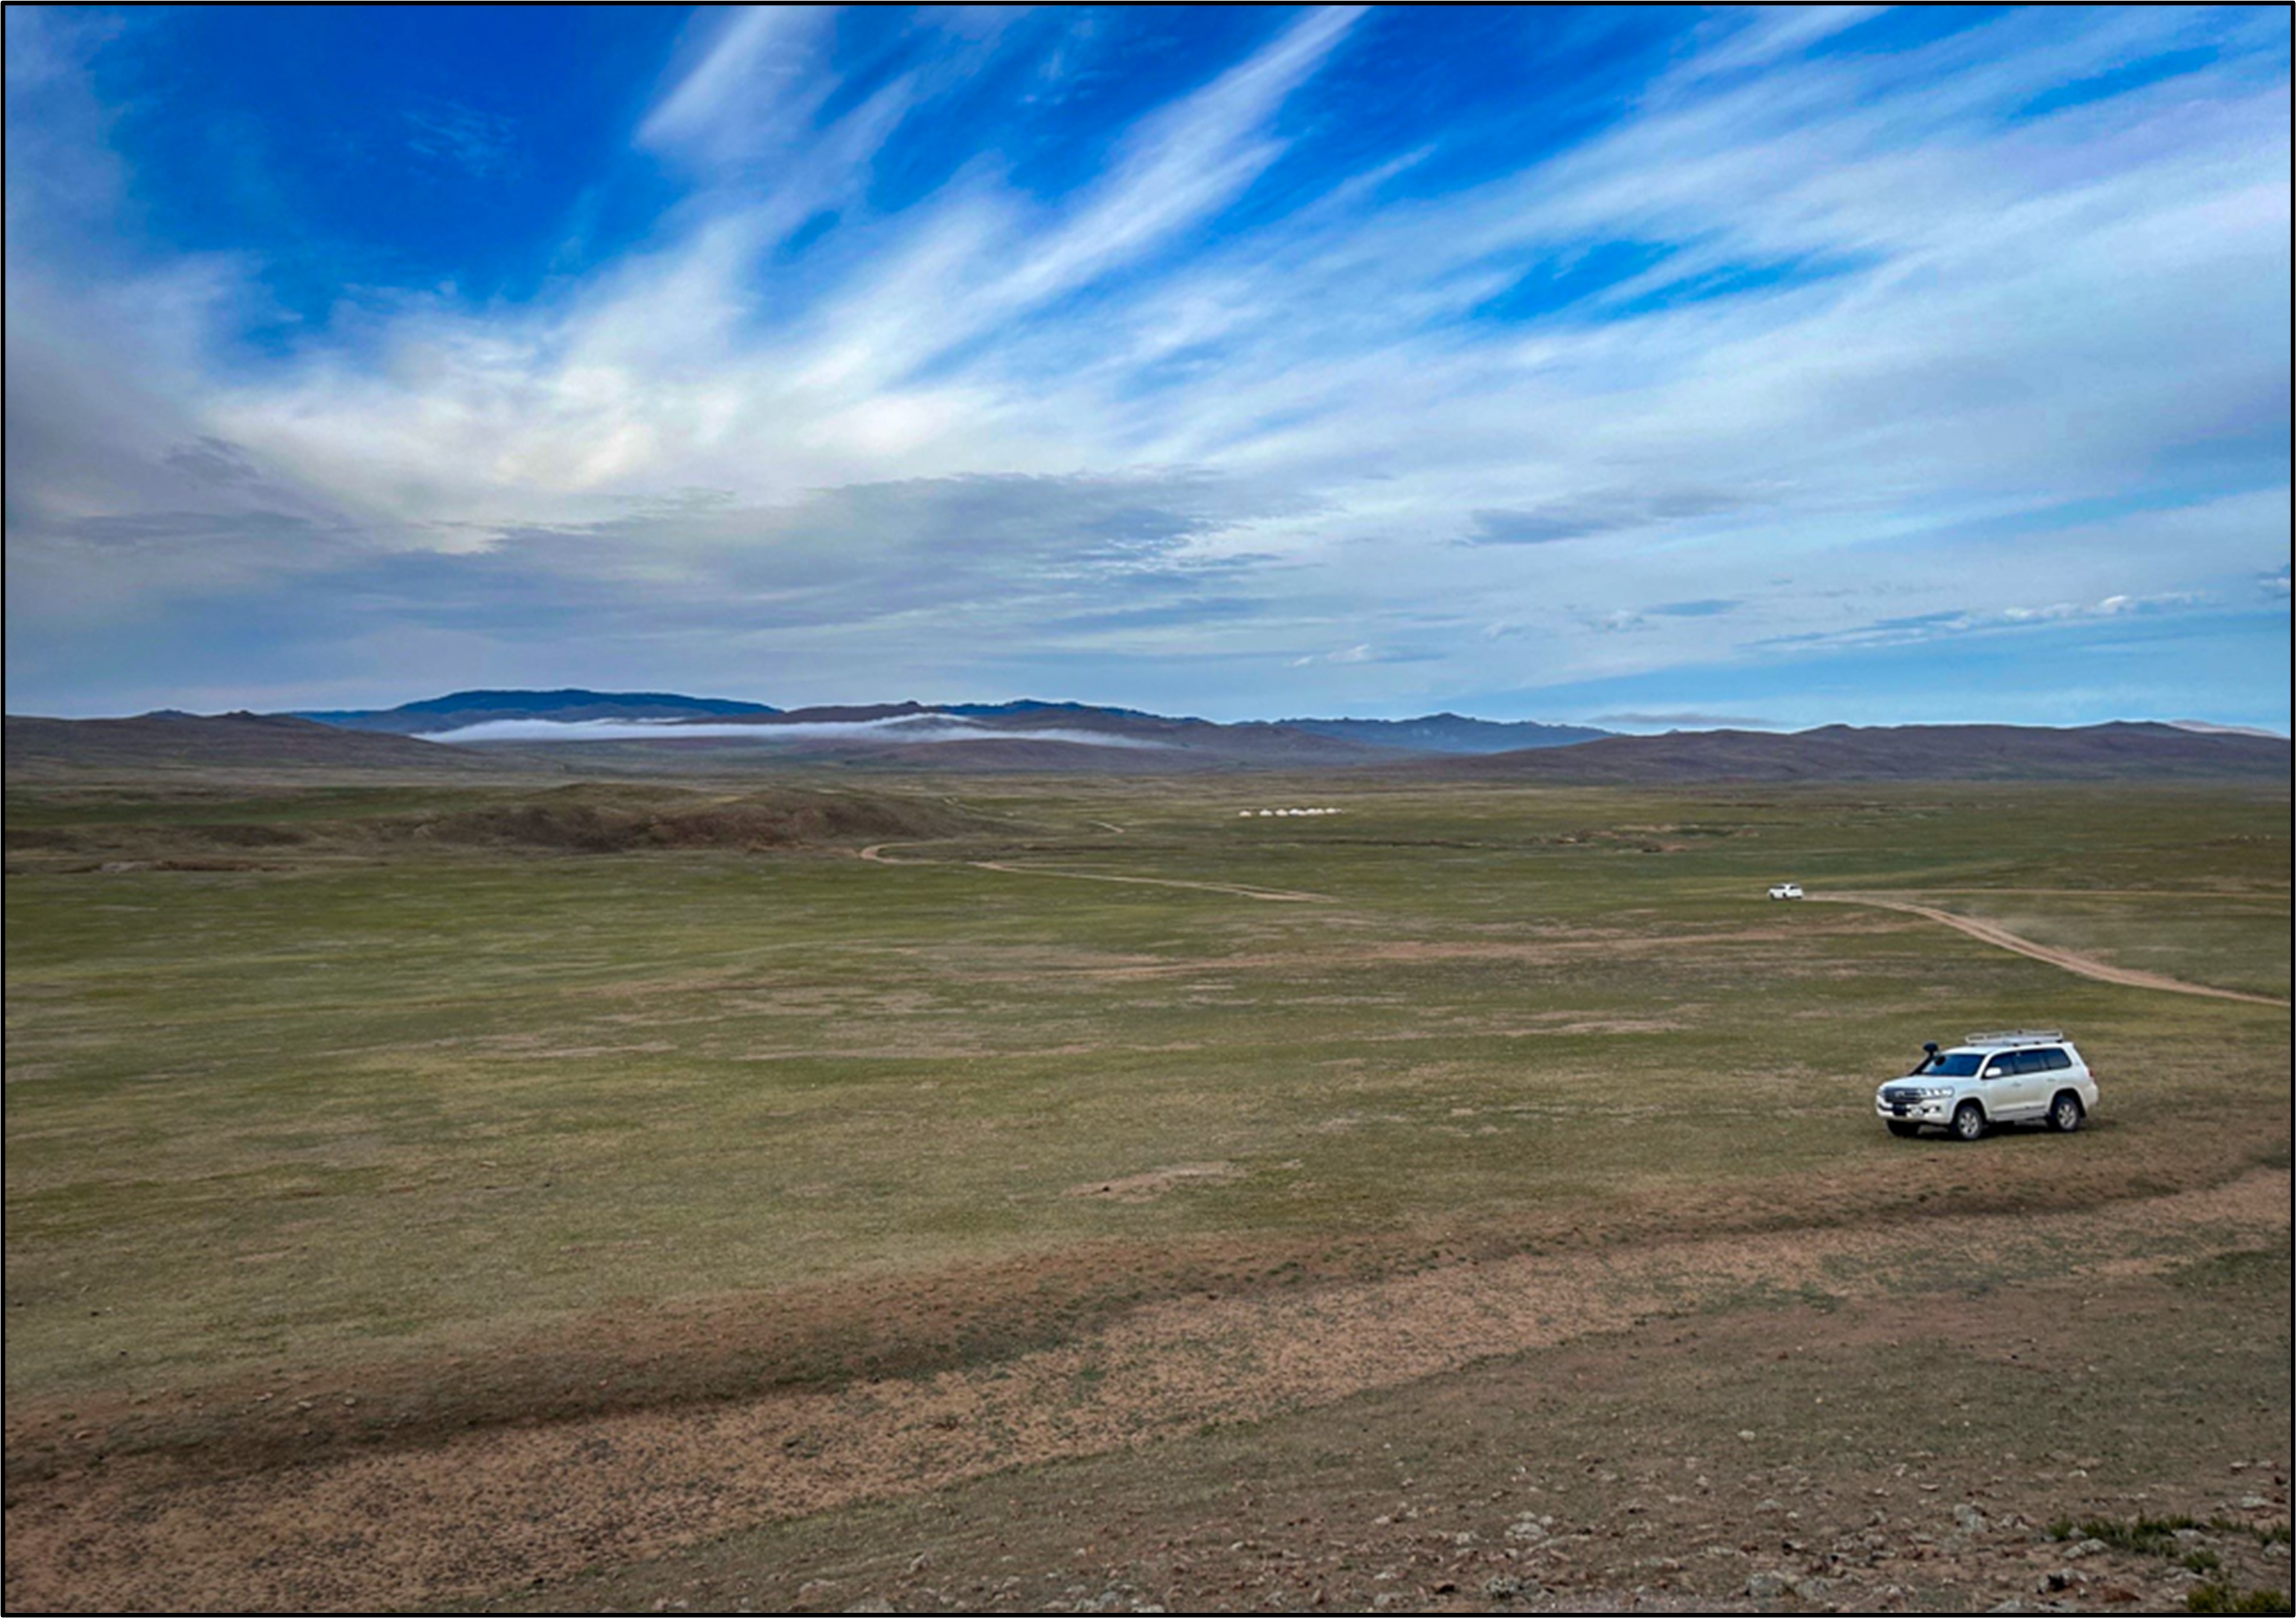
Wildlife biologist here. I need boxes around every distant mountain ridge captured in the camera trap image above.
[292,689,780,733]
[940,699,1170,722]
[251,695,2296,777]
[13,695,2283,781]
[283,690,1604,750]
[1273,713,1609,753]
[1413,721,2291,783]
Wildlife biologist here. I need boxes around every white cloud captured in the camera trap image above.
[985,7,1363,316]
[1290,644,1376,667]
[4,7,2288,720]
[1770,590,2211,654]
[1666,7,1883,85]
[637,8,840,169]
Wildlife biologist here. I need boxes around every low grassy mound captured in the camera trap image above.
[3,711,531,777]
[408,783,989,852]
[3,783,1000,868]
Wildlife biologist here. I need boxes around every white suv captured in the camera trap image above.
[1874,1031,2098,1141]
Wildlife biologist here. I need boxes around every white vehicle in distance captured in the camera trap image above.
[1876,1030,2098,1141]
[1768,882,1805,899]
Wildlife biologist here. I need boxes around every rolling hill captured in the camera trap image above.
[2,712,550,779]
[1270,713,1610,753]
[1414,722,2292,783]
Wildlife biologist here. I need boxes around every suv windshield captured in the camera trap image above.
[1928,1052,1984,1077]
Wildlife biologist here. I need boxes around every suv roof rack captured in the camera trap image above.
[1964,1029,2065,1047]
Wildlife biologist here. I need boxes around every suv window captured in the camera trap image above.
[2008,1050,2045,1075]
[1931,1053,1984,1077]
[2042,1048,2072,1071]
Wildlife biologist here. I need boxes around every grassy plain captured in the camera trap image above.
[4,771,2289,1610]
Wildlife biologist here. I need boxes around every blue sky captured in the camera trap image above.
[5,5,2289,728]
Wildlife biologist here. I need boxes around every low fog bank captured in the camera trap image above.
[423,716,1172,749]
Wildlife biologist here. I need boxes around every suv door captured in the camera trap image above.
[1976,1052,2021,1119]
[1992,1049,2051,1118]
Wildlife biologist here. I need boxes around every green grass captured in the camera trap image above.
[6,777,2288,1404]
[2053,1513,2205,1555]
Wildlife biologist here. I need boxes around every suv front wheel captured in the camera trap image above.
[1951,1101,1987,1142]
[2047,1092,2085,1133]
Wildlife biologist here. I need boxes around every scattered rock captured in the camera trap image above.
[1746,1569,1792,1598]
[1954,1503,1991,1535]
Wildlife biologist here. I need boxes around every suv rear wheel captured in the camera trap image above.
[1951,1101,1987,1141]
[2047,1091,2085,1133]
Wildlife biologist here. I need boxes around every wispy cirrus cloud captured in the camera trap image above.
[1763,589,2207,654]
[4,5,2287,727]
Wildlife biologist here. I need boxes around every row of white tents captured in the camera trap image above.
[1238,807,1343,817]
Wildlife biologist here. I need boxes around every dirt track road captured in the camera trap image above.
[1809,893,2291,1007]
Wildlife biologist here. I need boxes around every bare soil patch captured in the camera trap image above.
[1063,1163,1246,1202]
[5,1171,2284,1613]
[494,1251,2290,1617]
